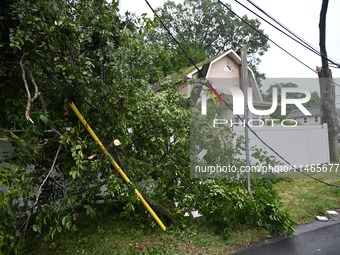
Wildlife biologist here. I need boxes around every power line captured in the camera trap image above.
[216,88,340,188]
[217,0,340,87]
[144,0,206,79]
[233,0,335,65]
[145,0,340,188]
[245,0,340,68]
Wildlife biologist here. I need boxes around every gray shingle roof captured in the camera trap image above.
[286,106,340,118]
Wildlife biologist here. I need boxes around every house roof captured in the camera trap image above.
[153,49,263,101]
[252,100,275,108]
[152,52,226,91]
[170,53,224,80]
[286,106,340,118]
[177,49,248,79]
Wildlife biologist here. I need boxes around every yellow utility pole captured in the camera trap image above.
[68,101,166,231]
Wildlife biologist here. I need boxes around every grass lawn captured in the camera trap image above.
[24,177,340,255]
[24,215,269,255]
[275,177,340,224]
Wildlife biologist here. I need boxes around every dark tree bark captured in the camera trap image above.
[318,0,339,162]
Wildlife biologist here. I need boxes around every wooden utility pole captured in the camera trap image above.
[318,0,339,162]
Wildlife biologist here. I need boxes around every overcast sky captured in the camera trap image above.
[119,0,340,79]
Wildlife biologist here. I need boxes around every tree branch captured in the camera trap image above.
[27,69,40,103]
[20,145,62,253]
[19,56,34,124]
[34,145,62,207]
[141,192,177,225]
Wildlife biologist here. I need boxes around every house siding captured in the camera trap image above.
[155,50,270,120]
[208,55,240,79]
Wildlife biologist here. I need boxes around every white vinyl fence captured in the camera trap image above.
[233,124,330,167]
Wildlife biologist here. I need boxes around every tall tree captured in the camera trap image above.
[148,0,269,78]
[0,0,189,251]
[318,0,339,162]
[0,1,294,252]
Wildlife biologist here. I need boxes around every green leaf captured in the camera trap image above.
[202,88,217,105]
[6,208,16,218]
[61,216,67,226]
[32,224,41,233]
[39,114,49,124]
[65,221,71,230]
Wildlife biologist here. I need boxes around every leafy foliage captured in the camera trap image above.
[196,179,294,238]
[147,0,269,79]
[187,94,294,237]
[0,0,293,253]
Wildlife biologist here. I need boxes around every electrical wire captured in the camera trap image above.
[245,0,340,68]
[233,0,338,66]
[145,0,340,188]
[144,0,206,79]
[217,0,340,87]
[211,90,340,188]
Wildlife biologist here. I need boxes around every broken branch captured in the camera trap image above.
[20,56,34,124]
[34,145,62,206]
[28,69,40,103]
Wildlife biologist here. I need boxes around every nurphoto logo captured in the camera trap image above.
[201,84,312,127]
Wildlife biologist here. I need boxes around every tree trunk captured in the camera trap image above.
[318,0,339,162]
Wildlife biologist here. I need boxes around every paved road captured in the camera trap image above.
[234,222,340,255]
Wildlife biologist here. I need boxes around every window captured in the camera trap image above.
[315,116,318,122]
[224,65,232,72]
[304,117,307,124]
